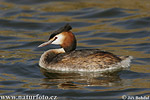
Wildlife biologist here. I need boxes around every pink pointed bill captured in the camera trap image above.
[38,40,53,47]
[38,37,57,47]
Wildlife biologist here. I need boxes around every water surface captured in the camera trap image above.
[0,0,150,100]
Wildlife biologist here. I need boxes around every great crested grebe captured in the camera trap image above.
[38,24,133,72]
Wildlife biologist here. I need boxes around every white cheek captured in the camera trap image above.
[51,34,64,45]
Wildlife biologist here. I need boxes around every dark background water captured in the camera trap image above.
[0,0,150,100]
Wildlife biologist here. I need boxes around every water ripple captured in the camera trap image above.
[113,17,150,29]
[75,8,132,19]
[0,19,49,30]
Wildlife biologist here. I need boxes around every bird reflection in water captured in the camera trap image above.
[40,68,122,90]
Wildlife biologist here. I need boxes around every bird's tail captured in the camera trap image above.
[119,56,133,69]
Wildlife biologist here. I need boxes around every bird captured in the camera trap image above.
[38,24,133,73]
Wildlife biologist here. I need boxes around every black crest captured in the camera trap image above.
[49,24,72,40]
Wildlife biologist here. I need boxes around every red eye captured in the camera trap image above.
[54,37,57,41]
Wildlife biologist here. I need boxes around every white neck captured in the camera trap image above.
[39,48,65,68]
[53,48,65,53]
[41,48,65,60]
